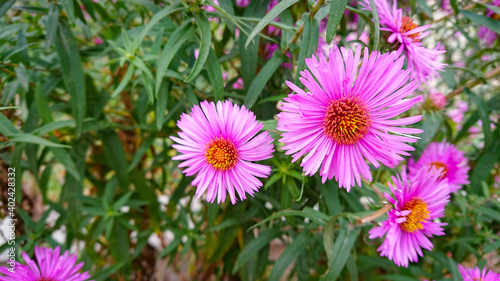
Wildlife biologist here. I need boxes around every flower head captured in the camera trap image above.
[369,167,450,267]
[0,246,93,281]
[170,100,274,204]
[361,0,446,82]
[408,141,469,193]
[277,45,422,190]
[458,264,500,281]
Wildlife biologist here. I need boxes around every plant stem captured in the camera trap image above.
[354,203,392,226]
[446,66,500,100]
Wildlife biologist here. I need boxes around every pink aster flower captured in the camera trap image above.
[478,0,500,47]
[236,0,250,7]
[408,141,469,193]
[170,100,274,204]
[277,45,422,190]
[369,167,450,267]
[458,264,500,281]
[361,0,446,82]
[0,246,93,281]
[428,92,447,110]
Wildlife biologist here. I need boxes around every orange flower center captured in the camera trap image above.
[430,161,448,180]
[323,97,371,145]
[400,198,430,233]
[400,16,420,42]
[205,137,239,171]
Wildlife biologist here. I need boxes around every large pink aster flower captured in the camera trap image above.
[0,246,93,281]
[478,0,500,47]
[408,141,469,193]
[369,167,450,267]
[361,0,446,82]
[170,100,274,204]
[277,45,422,190]
[458,264,500,281]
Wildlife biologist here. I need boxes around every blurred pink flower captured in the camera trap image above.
[429,92,447,110]
[94,37,103,45]
[478,0,500,47]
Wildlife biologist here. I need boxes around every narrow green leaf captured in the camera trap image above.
[0,0,14,18]
[461,9,500,36]
[244,53,284,108]
[269,230,313,281]
[156,80,170,130]
[131,2,182,52]
[102,130,130,189]
[61,0,75,24]
[250,207,329,230]
[245,0,299,48]
[416,0,432,18]
[368,0,380,50]
[155,22,194,95]
[326,0,349,44]
[206,48,224,101]
[465,88,492,148]
[233,227,281,274]
[185,12,212,82]
[112,64,135,97]
[0,112,19,135]
[469,131,500,193]
[54,21,86,137]
[321,219,360,281]
[295,14,319,84]
[8,133,69,148]
[35,84,53,123]
[0,106,18,111]
[45,4,60,50]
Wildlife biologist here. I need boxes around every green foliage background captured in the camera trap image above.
[0,0,499,280]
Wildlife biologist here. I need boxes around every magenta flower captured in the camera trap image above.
[236,0,250,7]
[478,0,500,47]
[277,45,422,190]
[369,167,450,267]
[408,141,469,193]
[0,246,93,281]
[361,0,446,82]
[458,264,500,281]
[170,100,274,204]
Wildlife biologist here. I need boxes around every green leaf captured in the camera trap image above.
[154,23,194,96]
[469,131,500,193]
[61,0,75,24]
[54,21,86,137]
[102,130,130,189]
[417,111,441,151]
[185,12,212,82]
[0,0,15,18]
[250,207,329,230]
[269,229,313,281]
[326,0,349,44]
[233,227,281,274]
[244,53,284,108]
[321,219,360,281]
[46,4,60,49]
[461,9,500,36]
[35,84,53,123]
[112,64,135,97]
[156,80,170,130]
[206,48,224,101]
[7,133,69,148]
[245,0,299,48]
[131,2,183,52]
[465,88,492,149]
[416,0,432,18]
[368,0,380,50]
[0,106,18,111]
[295,14,319,84]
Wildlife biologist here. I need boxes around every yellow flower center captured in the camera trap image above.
[400,16,420,42]
[400,198,430,233]
[323,97,371,145]
[205,137,239,171]
[430,161,448,180]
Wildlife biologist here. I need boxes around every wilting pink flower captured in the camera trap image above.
[429,92,447,109]
[478,0,500,47]
[170,100,274,204]
[361,0,446,82]
[458,264,500,281]
[277,45,422,190]
[408,141,469,193]
[0,246,93,281]
[369,167,450,267]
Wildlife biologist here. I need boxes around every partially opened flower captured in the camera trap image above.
[170,100,274,204]
[369,167,450,267]
[361,0,446,82]
[408,141,469,193]
[458,264,500,281]
[0,246,93,281]
[277,45,422,190]
[478,0,500,47]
